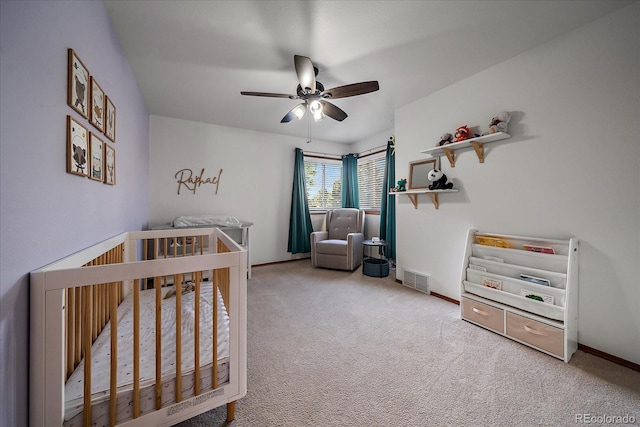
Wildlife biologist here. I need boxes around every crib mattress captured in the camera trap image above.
[64,282,230,424]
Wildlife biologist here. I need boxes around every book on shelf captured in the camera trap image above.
[520,289,554,304]
[523,244,555,254]
[519,274,551,287]
[482,277,503,290]
[476,236,510,248]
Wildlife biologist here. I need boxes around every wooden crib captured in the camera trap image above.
[30,228,247,427]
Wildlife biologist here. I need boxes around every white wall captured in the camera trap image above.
[395,3,639,364]
[149,116,350,264]
[149,117,393,264]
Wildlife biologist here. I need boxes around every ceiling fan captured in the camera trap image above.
[241,55,379,123]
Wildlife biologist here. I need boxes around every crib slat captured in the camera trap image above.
[175,273,182,402]
[155,275,162,410]
[83,286,93,426]
[133,279,141,418]
[213,277,218,390]
[66,289,75,378]
[194,272,201,396]
[110,282,118,427]
[143,240,148,289]
[76,287,82,362]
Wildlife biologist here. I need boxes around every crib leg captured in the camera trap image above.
[226,401,236,422]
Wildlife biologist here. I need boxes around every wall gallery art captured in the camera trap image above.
[90,76,105,132]
[89,132,104,182]
[67,115,88,177]
[105,96,116,141]
[67,49,89,119]
[66,48,117,184]
[104,143,116,185]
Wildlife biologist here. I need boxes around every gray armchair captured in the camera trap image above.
[311,208,365,271]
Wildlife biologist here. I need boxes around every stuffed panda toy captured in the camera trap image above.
[427,169,454,190]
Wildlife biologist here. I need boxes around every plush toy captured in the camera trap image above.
[453,125,470,142]
[427,169,454,190]
[489,111,512,134]
[396,178,407,192]
[437,132,453,147]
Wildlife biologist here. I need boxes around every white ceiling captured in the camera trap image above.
[103,0,632,144]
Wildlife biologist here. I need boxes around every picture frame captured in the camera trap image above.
[67,115,89,177]
[90,76,105,132]
[104,96,116,141]
[67,49,89,119]
[104,143,116,185]
[408,158,437,190]
[89,132,104,182]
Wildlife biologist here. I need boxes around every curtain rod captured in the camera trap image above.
[303,151,342,160]
[304,144,387,159]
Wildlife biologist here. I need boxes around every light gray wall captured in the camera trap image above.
[149,115,353,264]
[0,2,149,425]
[394,3,639,364]
[149,117,392,264]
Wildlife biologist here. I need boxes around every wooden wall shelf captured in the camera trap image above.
[390,189,459,209]
[421,132,511,167]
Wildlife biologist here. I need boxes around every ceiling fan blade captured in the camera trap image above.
[294,55,316,94]
[281,103,307,123]
[241,91,297,99]
[319,100,348,122]
[322,81,379,99]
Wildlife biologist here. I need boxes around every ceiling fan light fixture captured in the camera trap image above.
[309,100,323,114]
[292,103,306,120]
[310,100,323,121]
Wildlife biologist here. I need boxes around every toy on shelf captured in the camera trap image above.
[396,178,407,192]
[427,169,454,190]
[488,111,512,134]
[437,132,453,147]
[453,125,470,142]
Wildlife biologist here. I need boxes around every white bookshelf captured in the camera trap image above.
[460,229,578,362]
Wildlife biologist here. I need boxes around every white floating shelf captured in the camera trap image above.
[390,189,459,209]
[421,132,511,167]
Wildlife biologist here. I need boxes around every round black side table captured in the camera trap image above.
[362,240,389,277]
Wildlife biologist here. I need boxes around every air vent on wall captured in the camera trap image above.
[403,269,431,295]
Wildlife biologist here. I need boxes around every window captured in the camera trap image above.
[303,151,386,211]
[358,153,386,210]
[304,157,342,210]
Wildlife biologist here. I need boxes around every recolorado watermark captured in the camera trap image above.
[575,414,637,424]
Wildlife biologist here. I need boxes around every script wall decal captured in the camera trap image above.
[175,168,223,195]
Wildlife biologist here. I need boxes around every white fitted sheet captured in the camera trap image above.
[64,282,230,422]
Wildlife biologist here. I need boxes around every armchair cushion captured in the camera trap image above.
[315,240,348,256]
[328,209,362,240]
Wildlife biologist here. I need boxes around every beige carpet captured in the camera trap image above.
[178,260,640,427]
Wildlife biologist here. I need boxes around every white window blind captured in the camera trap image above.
[304,157,342,210]
[358,154,386,210]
